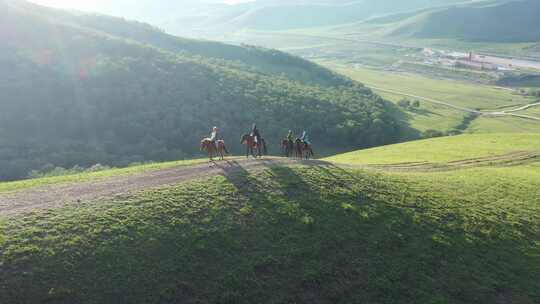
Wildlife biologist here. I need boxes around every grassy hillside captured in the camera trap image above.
[326,133,540,164]
[390,0,540,43]
[1,142,539,303]
[323,64,540,134]
[5,0,348,87]
[152,0,475,35]
[0,0,405,181]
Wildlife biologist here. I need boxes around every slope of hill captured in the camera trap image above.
[1,134,539,303]
[0,0,406,181]
[326,133,540,164]
[10,0,349,87]
[144,0,474,36]
[389,0,540,42]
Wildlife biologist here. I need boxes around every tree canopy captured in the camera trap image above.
[0,0,404,181]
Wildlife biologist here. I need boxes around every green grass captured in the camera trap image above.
[372,88,466,133]
[0,158,209,193]
[318,64,540,134]
[326,133,540,165]
[522,105,540,116]
[467,116,540,133]
[1,162,539,303]
[328,65,530,110]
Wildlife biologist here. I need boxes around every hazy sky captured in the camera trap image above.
[30,0,255,11]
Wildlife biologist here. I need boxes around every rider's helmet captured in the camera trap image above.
[213,126,218,131]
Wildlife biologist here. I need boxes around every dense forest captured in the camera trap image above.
[0,0,404,181]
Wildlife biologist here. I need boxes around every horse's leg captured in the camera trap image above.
[289,144,293,157]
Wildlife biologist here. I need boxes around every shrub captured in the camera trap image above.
[424,129,445,138]
[397,98,411,108]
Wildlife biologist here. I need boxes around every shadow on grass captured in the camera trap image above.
[0,162,538,304]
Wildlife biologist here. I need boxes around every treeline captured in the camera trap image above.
[0,0,403,181]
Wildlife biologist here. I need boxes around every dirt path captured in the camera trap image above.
[1,151,538,217]
[0,158,324,217]
[502,102,540,113]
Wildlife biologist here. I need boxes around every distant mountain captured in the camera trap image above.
[210,0,472,31]
[50,0,476,37]
[388,0,540,42]
[0,0,403,180]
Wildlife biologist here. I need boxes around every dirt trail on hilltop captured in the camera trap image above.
[1,151,539,217]
[0,158,325,217]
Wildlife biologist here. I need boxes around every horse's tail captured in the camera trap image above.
[262,138,268,155]
[240,134,245,144]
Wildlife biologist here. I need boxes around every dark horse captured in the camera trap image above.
[241,134,267,158]
[281,138,294,157]
[294,138,314,159]
[201,138,229,160]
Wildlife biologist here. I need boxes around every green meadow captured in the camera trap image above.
[320,64,540,134]
[326,133,540,165]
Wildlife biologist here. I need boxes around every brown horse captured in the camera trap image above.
[281,139,294,157]
[240,134,267,158]
[201,138,229,160]
[294,138,314,159]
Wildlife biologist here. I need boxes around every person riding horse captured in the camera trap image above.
[282,130,294,157]
[300,130,311,146]
[201,126,228,160]
[251,124,261,144]
[210,126,219,149]
[241,124,267,158]
[287,130,294,143]
[295,129,314,159]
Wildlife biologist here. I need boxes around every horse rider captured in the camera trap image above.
[286,130,294,144]
[300,130,311,145]
[210,126,219,149]
[251,124,261,144]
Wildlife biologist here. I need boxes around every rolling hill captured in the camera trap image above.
[0,0,405,181]
[388,0,540,42]
[1,133,539,303]
[90,0,478,37]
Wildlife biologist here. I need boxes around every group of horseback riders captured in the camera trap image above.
[201,124,313,160]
